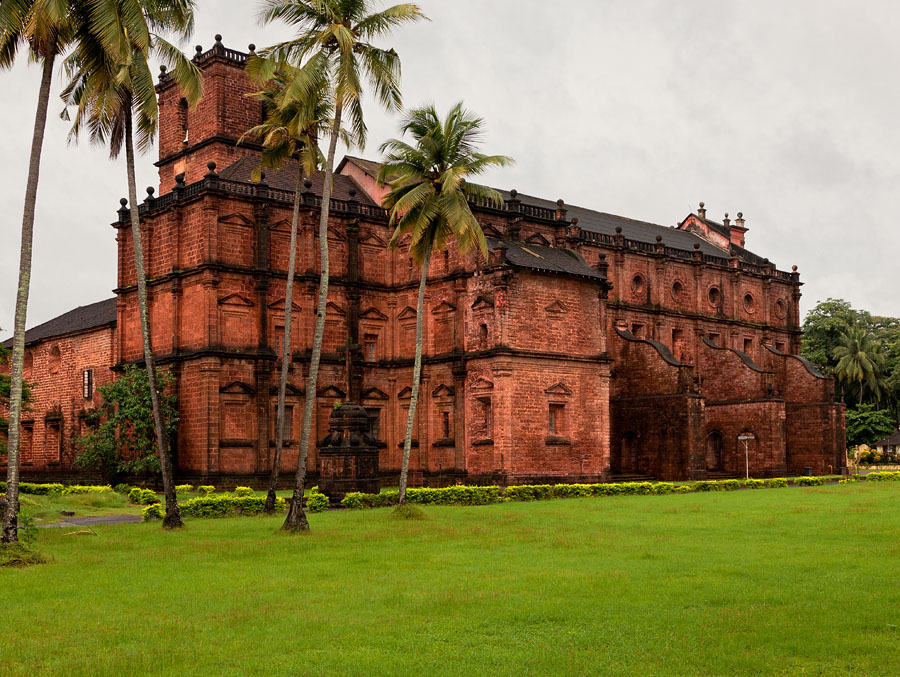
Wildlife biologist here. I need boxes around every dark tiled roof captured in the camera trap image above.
[498,189,737,259]
[488,238,606,281]
[338,155,773,264]
[218,156,376,205]
[338,155,383,177]
[873,430,900,447]
[2,298,117,348]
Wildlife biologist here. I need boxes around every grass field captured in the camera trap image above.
[3,482,900,675]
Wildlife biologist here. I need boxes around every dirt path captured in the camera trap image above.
[37,514,143,528]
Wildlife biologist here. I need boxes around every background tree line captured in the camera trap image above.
[802,297,900,448]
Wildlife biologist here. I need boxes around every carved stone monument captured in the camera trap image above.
[318,402,380,502]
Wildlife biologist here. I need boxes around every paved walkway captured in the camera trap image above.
[37,514,143,528]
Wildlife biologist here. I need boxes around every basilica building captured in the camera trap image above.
[1,40,845,486]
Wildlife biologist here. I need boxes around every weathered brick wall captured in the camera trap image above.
[1,326,115,473]
[785,402,846,475]
[703,401,787,477]
[697,337,771,402]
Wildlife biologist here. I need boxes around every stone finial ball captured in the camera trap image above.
[694,243,700,250]
[304,178,313,189]
[557,199,564,207]
[571,217,578,225]
[509,189,517,199]
[615,226,622,234]
[195,45,202,53]
[215,34,223,42]
[349,187,357,198]
[699,201,705,208]
[792,265,798,272]
[656,235,662,242]
[146,186,155,196]
[259,170,266,181]
[249,44,256,52]
[120,198,128,206]
[737,212,743,218]
[207,161,216,171]
[159,65,167,73]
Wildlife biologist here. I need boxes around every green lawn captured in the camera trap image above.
[3,483,900,675]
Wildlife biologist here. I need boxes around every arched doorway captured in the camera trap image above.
[706,431,723,471]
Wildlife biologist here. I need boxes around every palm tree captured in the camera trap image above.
[253,0,425,531]
[378,103,512,504]
[833,325,887,404]
[0,1,77,543]
[61,0,201,529]
[241,66,333,513]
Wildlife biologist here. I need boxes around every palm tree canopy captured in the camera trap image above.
[250,0,425,149]
[60,0,201,157]
[834,324,887,402]
[0,0,75,66]
[377,102,513,263]
[241,63,341,178]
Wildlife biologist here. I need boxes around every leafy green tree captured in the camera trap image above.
[378,102,512,504]
[241,66,331,513]
[801,298,869,372]
[61,0,201,529]
[75,365,178,484]
[253,0,425,531]
[0,0,78,543]
[846,404,896,449]
[833,325,887,404]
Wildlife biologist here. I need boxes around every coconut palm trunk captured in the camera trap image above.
[283,103,343,532]
[265,170,305,513]
[2,52,56,544]
[398,241,432,505]
[124,105,182,529]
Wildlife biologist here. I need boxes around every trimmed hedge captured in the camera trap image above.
[198,485,215,496]
[180,495,286,518]
[306,487,329,513]
[61,485,113,495]
[340,477,817,510]
[864,471,900,482]
[175,484,194,495]
[233,487,255,497]
[128,488,159,505]
[142,503,164,521]
[794,476,825,486]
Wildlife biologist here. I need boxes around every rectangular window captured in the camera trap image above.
[775,341,786,353]
[482,398,492,438]
[708,332,721,347]
[364,334,378,362]
[274,405,293,439]
[365,408,381,441]
[631,323,645,339]
[273,325,285,357]
[82,369,94,400]
[442,411,451,439]
[549,404,565,435]
[21,424,33,465]
[743,338,753,354]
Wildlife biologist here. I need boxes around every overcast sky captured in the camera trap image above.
[2,0,898,336]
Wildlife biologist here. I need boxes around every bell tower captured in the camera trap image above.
[155,35,263,190]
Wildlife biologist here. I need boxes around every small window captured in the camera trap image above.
[672,280,684,301]
[479,323,488,346]
[273,325,285,357]
[775,341,786,353]
[82,369,94,400]
[364,333,377,362]
[408,259,415,281]
[708,287,721,307]
[49,345,61,374]
[743,338,753,354]
[476,397,493,439]
[444,250,450,271]
[365,408,380,440]
[275,405,293,439]
[179,98,189,144]
[631,323,645,339]
[743,293,755,313]
[20,424,33,464]
[548,404,565,435]
[23,352,32,376]
[631,274,646,297]
[442,411,451,439]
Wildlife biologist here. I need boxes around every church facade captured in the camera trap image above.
[1,40,846,486]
